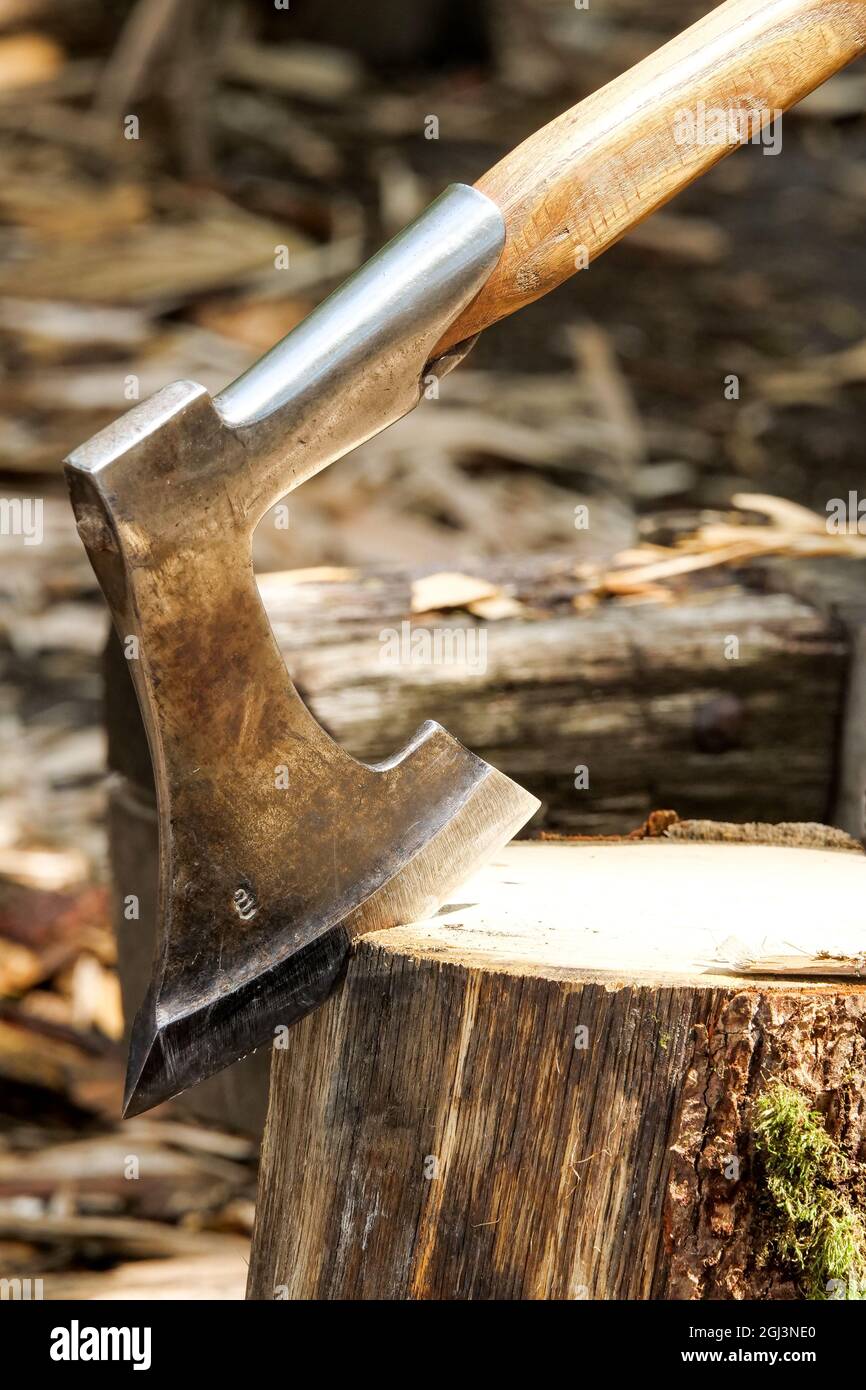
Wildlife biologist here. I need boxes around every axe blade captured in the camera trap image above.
[64,186,540,1115]
[123,747,535,1117]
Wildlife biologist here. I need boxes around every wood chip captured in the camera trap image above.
[0,297,151,353]
[0,1,56,29]
[42,1243,249,1299]
[0,1015,104,1097]
[706,939,866,980]
[0,843,88,892]
[223,41,363,104]
[600,542,757,594]
[62,953,124,1040]
[0,938,42,995]
[0,1209,241,1260]
[0,32,63,90]
[411,572,501,614]
[256,567,359,599]
[2,182,149,242]
[589,492,866,601]
[731,492,828,533]
[0,202,309,304]
[467,594,526,621]
[756,338,866,403]
[567,323,644,476]
[123,1119,254,1163]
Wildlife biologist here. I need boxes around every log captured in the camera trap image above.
[247,838,866,1300]
[107,553,861,836]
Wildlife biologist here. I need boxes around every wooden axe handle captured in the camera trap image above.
[434,0,866,356]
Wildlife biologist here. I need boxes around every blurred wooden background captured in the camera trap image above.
[1,0,865,1298]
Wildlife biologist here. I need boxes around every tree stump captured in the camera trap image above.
[247,837,866,1300]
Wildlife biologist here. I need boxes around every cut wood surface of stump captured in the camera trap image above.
[248,838,866,1301]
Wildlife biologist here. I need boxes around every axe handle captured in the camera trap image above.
[434,0,866,356]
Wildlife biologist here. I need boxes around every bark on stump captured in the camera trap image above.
[248,838,866,1300]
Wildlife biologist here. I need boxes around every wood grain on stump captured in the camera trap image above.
[248,840,866,1300]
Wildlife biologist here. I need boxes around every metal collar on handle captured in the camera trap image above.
[214,183,505,521]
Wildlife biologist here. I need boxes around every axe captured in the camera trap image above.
[65,0,866,1117]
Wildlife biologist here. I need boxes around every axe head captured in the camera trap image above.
[64,186,539,1116]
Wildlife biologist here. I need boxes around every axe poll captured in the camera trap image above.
[65,0,866,1115]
